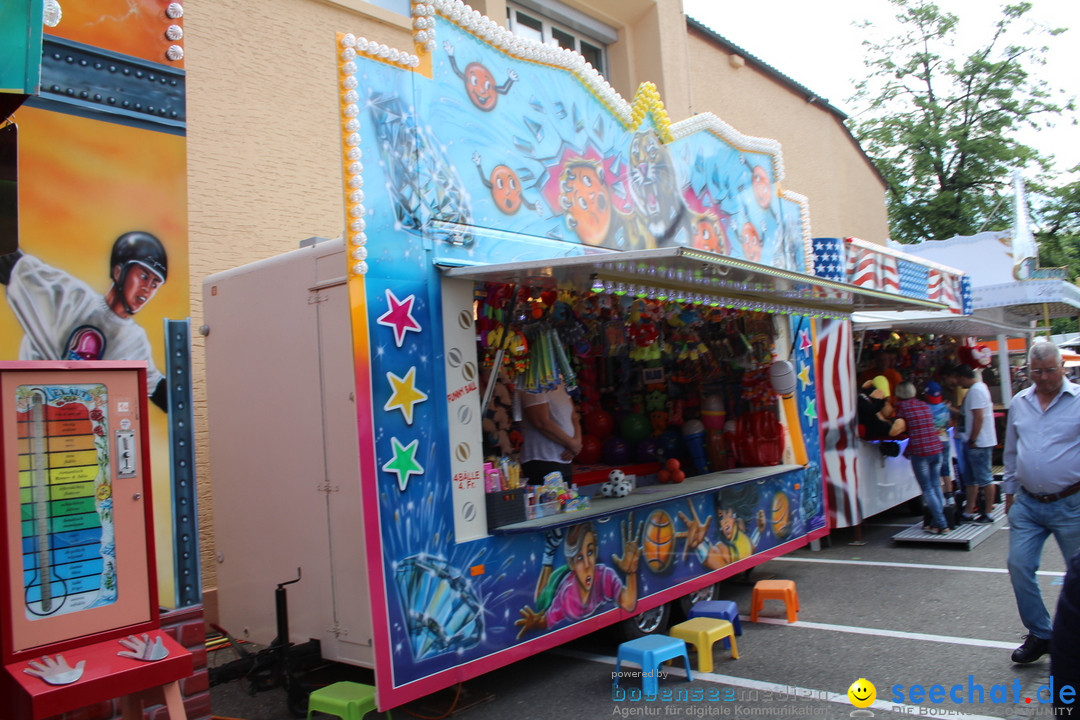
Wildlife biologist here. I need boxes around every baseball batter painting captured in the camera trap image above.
[0,232,169,410]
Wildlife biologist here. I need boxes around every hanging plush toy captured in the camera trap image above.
[958,342,992,369]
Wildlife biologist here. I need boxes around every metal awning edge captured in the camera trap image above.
[852,310,1034,337]
[439,247,948,315]
[972,279,1080,318]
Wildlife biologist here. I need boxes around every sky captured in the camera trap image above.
[682,0,1080,181]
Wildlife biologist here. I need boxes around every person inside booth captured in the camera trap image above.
[518,378,582,486]
[857,375,906,440]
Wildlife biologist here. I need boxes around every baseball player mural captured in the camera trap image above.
[0,232,169,410]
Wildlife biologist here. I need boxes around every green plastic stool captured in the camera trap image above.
[306,681,390,720]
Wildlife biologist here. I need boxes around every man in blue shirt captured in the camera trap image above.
[1002,342,1080,664]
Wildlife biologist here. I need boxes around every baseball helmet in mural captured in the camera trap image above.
[110,231,168,287]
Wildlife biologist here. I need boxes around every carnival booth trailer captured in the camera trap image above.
[202,3,948,710]
[807,237,984,530]
[820,169,1078,534]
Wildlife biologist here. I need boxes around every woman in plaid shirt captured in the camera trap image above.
[895,382,947,534]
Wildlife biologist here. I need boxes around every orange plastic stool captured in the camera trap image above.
[669,617,738,672]
[749,579,799,623]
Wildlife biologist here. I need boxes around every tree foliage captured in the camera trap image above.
[850,1,1071,244]
[1032,173,1080,333]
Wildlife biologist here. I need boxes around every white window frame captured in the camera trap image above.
[506,0,615,76]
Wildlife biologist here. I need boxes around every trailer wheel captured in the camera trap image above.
[674,582,720,620]
[616,602,671,640]
[287,689,309,719]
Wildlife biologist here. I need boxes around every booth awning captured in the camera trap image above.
[852,309,1033,338]
[972,279,1080,320]
[440,247,949,316]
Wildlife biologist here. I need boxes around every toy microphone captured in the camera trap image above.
[770,360,809,466]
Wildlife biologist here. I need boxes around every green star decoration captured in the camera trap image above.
[383,437,424,492]
[803,398,817,422]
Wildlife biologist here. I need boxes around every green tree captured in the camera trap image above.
[1032,174,1080,333]
[850,1,1071,244]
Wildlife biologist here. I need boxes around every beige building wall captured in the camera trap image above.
[684,24,890,242]
[185,0,415,602]
[184,0,887,610]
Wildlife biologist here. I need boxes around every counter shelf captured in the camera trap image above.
[490,464,803,534]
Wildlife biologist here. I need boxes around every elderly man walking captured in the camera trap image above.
[1003,342,1080,664]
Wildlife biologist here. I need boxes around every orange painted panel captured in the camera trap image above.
[43,0,184,69]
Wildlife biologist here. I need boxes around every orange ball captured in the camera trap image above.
[642,510,676,573]
[657,469,671,484]
[670,470,685,484]
[665,458,681,472]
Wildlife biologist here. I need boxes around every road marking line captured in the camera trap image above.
[742,615,1017,649]
[773,555,1065,576]
[558,647,1004,720]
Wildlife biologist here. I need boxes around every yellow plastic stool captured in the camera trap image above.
[750,579,799,623]
[306,681,390,720]
[669,617,738,672]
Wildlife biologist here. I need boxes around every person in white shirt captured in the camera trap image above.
[955,364,996,523]
[1003,342,1080,664]
[518,379,581,486]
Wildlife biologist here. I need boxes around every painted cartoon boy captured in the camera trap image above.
[678,490,763,570]
[516,518,641,637]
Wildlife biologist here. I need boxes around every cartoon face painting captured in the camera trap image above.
[740,222,762,262]
[691,214,729,255]
[628,130,686,242]
[560,161,612,245]
[752,165,773,209]
[569,526,598,597]
[491,165,524,213]
[465,63,497,110]
[445,42,518,112]
[720,507,739,541]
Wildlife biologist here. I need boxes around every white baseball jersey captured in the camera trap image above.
[5,254,164,393]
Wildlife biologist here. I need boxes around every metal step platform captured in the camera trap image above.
[892,502,1007,550]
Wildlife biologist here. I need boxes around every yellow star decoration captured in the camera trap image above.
[797,365,812,390]
[384,366,428,425]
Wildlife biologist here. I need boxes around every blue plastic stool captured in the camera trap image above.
[306,681,390,720]
[614,635,693,696]
[688,600,741,649]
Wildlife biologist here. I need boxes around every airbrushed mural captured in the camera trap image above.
[341,8,823,705]
[358,27,808,268]
[1,0,190,607]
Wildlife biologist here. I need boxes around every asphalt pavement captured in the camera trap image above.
[209,503,1071,720]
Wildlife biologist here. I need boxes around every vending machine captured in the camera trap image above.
[0,361,191,720]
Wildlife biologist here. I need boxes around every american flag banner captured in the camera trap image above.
[960,276,973,314]
[928,268,943,303]
[880,253,899,294]
[928,269,965,314]
[898,259,928,298]
[846,244,877,289]
[815,317,862,528]
[811,237,845,282]
[846,241,899,293]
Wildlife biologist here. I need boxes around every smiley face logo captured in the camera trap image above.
[847,678,876,708]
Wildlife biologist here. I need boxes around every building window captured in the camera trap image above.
[355,0,410,17]
[506,0,614,76]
